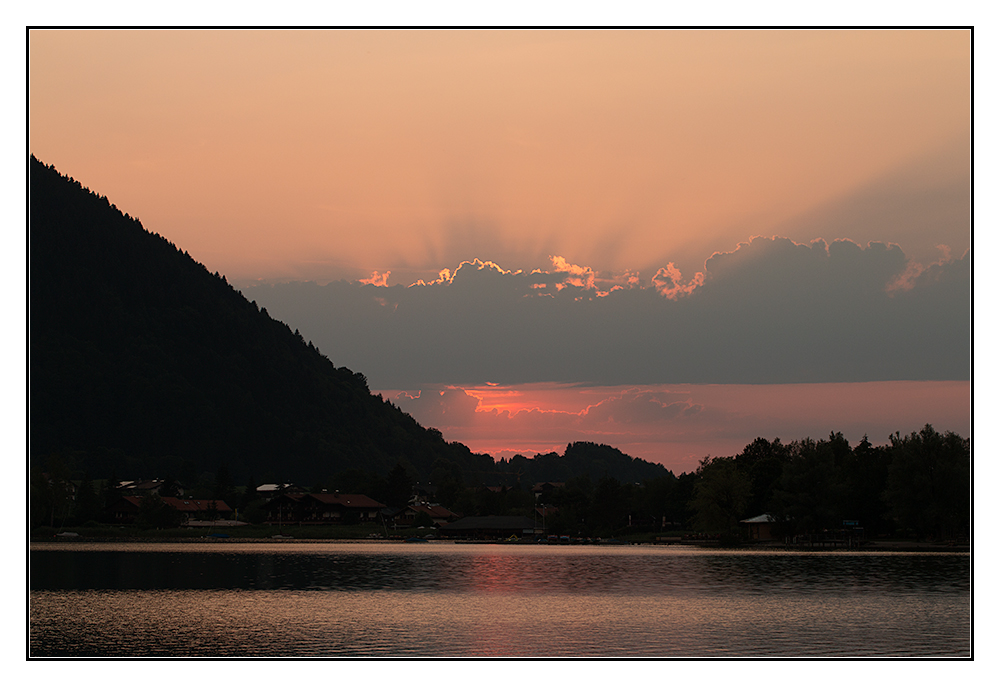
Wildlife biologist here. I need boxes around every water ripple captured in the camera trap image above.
[29,543,970,657]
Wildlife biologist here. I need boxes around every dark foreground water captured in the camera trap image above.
[29,541,970,657]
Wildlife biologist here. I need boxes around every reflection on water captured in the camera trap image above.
[30,542,970,657]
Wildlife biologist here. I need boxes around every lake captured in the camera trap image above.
[29,541,971,657]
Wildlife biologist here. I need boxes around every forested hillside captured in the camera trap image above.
[29,157,678,490]
[29,156,497,485]
[497,442,671,485]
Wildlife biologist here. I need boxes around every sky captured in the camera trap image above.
[28,29,972,473]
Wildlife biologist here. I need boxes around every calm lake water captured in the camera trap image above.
[29,541,971,657]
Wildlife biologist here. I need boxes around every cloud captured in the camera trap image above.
[244,236,969,388]
[390,385,720,469]
[548,255,597,290]
[394,387,481,426]
[358,270,391,287]
[769,139,970,272]
[651,263,703,299]
[388,381,971,472]
[393,386,699,430]
[581,390,703,425]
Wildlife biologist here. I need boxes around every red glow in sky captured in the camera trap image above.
[387,381,970,473]
[28,29,972,471]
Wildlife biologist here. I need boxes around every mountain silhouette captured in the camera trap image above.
[29,156,501,484]
[29,156,672,488]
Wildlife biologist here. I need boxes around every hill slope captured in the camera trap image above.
[29,156,674,488]
[29,156,498,484]
[501,442,671,484]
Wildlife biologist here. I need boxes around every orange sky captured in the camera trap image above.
[28,30,972,470]
[29,30,969,286]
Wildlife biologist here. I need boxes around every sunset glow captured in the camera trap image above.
[29,30,969,286]
[29,29,970,472]
[386,381,970,472]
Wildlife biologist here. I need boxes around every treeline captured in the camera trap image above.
[496,442,671,485]
[29,440,669,528]
[32,425,968,541]
[688,425,969,540]
[313,425,968,540]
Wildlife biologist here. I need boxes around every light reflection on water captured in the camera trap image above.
[29,542,970,657]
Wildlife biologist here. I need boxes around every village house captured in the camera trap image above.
[263,492,386,525]
[393,503,460,527]
[105,495,232,525]
[39,472,78,500]
[117,478,184,497]
[740,514,778,541]
[255,483,305,501]
[409,482,437,503]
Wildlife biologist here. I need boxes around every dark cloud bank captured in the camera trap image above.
[243,237,970,389]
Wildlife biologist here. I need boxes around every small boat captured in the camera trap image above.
[405,537,428,543]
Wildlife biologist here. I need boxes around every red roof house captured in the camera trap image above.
[264,492,386,525]
[394,503,460,527]
[105,495,231,525]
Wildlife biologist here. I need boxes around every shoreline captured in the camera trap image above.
[29,536,970,553]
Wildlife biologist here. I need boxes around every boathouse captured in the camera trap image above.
[741,514,777,541]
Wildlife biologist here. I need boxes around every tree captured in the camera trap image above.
[101,469,119,503]
[213,463,233,501]
[639,474,679,529]
[885,425,970,539]
[29,463,54,529]
[771,438,840,535]
[547,475,593,534]
[241,474,258,509]
[690,457,751,534]
[158,475,182,498]
[592,476,627,535]
[412,510,435,528]
[243,500,268,525]
[30,454,75,529]
[430,458,465,509]
[72,474,102,525]
[735,437,789,516]
[385,463,412,508]
[838,435,891,536]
